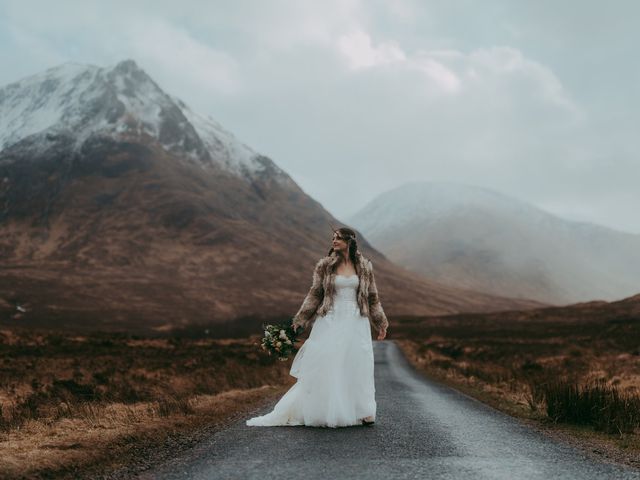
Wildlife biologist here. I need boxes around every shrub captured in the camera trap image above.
[542,379,640,434]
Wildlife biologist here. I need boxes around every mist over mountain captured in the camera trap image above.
[0,60,543,331]
[348,181,640,305]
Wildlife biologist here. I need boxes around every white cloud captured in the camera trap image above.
[0,0,638,234]
[466,46,581,116]
[127,20,241,95]
[411,55,461,94]
[337,29,460,94]
[337,29,406,69]
[4,24,67,68]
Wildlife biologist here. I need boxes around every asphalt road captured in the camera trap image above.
[140,340,640,480]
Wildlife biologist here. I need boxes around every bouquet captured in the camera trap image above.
[260,319,301,361]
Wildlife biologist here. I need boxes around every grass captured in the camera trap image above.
[3,307,639,475]
[0,327,294,479]
[540,379,640,434]
[392,311,640,469]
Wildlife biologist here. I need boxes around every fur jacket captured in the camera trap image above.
[292,250,389,333]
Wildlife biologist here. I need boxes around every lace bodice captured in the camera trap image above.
[334,274,359,307]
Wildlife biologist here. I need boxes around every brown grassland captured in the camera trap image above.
[1,300,639,477]
[392,307,640,470]
[0,328,293,479]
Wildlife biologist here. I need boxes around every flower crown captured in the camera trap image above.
[329,222,357,242]
[334,230,356,242]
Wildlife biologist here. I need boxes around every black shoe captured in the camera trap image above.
[362,419,375,426]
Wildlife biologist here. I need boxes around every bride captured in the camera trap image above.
[246,227,389,428]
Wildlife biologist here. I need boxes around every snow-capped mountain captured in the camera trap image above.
[0,59,286,180]
[0,60,543,331]
[348,181,640,305]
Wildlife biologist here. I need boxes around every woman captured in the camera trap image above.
[246,227,389,428]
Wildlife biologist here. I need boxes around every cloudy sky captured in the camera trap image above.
[1,0,639,233]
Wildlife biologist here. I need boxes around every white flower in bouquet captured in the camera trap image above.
[259,319,300,361]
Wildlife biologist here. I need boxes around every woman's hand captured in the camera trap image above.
[377,326,387,340]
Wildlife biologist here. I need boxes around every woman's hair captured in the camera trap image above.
[327,227,359,268]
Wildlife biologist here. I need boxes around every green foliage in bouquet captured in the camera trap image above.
[260,319,301,361]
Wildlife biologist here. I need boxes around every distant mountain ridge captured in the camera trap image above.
[348,181,640,305]
[0,61,543,331]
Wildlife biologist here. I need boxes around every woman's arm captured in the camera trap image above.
[292,258,325,331]
[367,260,389,335]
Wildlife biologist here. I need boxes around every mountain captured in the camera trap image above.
[0,59,271,178]
[0,60,544,332]
[347,181,640,305]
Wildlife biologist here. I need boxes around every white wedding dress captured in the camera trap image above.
[246,274,376,428]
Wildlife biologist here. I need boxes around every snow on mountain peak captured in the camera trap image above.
[0,59,270,178]
[172,96,263,177]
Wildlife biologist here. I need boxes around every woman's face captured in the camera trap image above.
[332,231,348,252]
